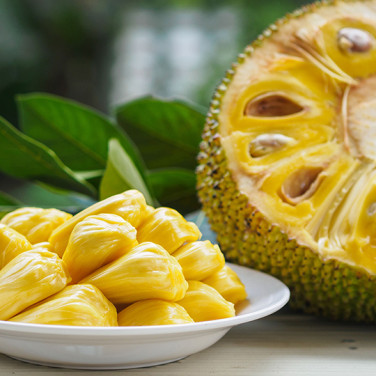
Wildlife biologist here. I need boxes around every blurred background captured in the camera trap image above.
[0,0,310,123]
[0,0,309,206]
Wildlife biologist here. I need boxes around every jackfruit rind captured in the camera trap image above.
[0,224,32,269]
[196,0,376,322]
[172,240,225,281]
[118,299,194,326]
[62,214,138,283]
[0,248,69,320]
[137,207,201,253]
[81,242,188,305]
[177,280,235,322]
[49,190,147,256]
[10,284,117,326]
[1,207,72,244]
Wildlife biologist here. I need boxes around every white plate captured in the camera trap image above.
[0,263,290,370]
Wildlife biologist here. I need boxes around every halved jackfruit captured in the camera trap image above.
[0,224,32,269]
[49,190,147,256]
[0,248,69,320]
[118,299,193,326]
[10,284,117,326]
[62,214,138,283]
[196,0,376,321]
[172,240,225,280]
[137,207,201,253]
[81,242,188,305]
[177,280,235,322]
[1,208,72,244]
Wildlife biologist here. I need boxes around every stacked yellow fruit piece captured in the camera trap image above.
[0,190,247,326]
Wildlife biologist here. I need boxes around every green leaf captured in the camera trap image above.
[6,180,95,211]
[99,139,153,205]
[0,191,22,218]
[115,96,206,170]
[17,93,146,180]
[0,116,95,196]
[147,168,200,214]
[0,191,21,206]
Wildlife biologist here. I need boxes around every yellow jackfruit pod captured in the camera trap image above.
[118,299,194,326]
[81,242,188,305]
[202,266,247,305]
[10,284,117,326]
[177,280,235,322]
[62,214,138,283]
[0,249,70,321]
[0,224,32,269]
[1,208,72,245]
[32,242,52,252]
[49,190,147,256]
[137,205,155,226]
[137,207,201,254]
[172,240,225,280]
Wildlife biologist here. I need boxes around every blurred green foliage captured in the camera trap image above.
[0,0,310,124]
[0,0,310,205]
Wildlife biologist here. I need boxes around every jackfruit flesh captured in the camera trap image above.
[49,190,147,256]
[62,214,138,283]
[81,242,188,305]
[197,0,376,321]
[137,207,202,253]
[0,248,69,320]
[118,299,194,326]
[10,284,117,326]
[172,240,225,280]
[0,224,32,269]
[202,266,247,305]
[177,280,235,322]
[1,207,72,244]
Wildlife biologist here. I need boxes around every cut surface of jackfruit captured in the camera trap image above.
[197,0,376,321]
[10,284,117,326]
[137,207,201,253]
[118,299,194,326]
[1,208,72,244]
[172,240,225,280]
[0,224,32,269]
[177,280,235,322]
[49,190,147,256]
[62,214,138,283]
[0,248,69,320]
[81,242,188,305]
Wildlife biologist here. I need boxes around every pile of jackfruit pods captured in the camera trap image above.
[0,190,247,327]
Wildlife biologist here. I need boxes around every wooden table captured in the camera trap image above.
[0,309,374,375]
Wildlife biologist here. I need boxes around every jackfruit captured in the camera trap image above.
[118,299,194,326]
[1,208,72,244]
[137,207,201,253]
[0,248,69,320]
[62,214,138,283]
[196,0,376,321]
[177,280,235,322]
[10,284,117,326]
[202,266,247,305]
[172,240,225,280]
[49,190,147,256]
[81,242,188,305]
[32,242,52,252]
[0,224,32,269]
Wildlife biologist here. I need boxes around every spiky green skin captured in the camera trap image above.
[196,1,376,322]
